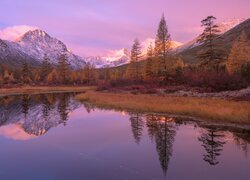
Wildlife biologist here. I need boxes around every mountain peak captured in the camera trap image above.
[17,29,50,42]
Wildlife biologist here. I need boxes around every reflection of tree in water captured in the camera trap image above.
[146,115,176,176]
[41,94,52,121]
[198,127,226,166]
[57,94,70,126]
[22,94,30,117]
[83,102,95,113]
[129,113,144,144]
[233,130,250,157]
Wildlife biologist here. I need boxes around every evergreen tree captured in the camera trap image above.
[22,60,30,84]
[83,62,95,84]
[104,68,111,82]
[155,14,171,79]
[130,38,142,80]
[40,54,52,82]
[227,31,250,74]
[143,42,154,80]
[58,53,69,84]
[198,16,225,68]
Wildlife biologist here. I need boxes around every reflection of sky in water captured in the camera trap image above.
[0,93,249,180]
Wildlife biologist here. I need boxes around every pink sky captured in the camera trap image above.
[0,0,249,56]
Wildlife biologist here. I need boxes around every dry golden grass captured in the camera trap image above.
[0,86,95,96]
[76,91,250,124]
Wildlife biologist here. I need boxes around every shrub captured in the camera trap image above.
[183,70,247,92]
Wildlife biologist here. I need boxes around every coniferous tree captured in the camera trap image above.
[40,54,52,82]
[130,38,142,80]
[58,53,69,84]
[198,16,225,68]
[155,14,171,79]
[83,62,95,84]
[144,42,154,80]
[22,60,30,84]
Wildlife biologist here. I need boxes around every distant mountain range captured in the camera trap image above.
[0,18,249,68]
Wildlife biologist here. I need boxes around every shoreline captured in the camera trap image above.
[0,86,95,97]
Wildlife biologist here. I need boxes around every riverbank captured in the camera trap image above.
[0,86,95,96]
[75,91,250,125]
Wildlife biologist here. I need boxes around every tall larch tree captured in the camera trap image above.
[227,31,250,74]
[40,54,52,82]
[155,14,171,80]
[58,53,69,84]
[198,16,225,68]
[129,38,142,80]
[144,42,154,80]
[22,60,30,84]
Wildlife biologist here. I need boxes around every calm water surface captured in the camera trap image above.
[0,93,249,180]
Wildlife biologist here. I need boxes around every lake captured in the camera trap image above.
[0,93,249,180]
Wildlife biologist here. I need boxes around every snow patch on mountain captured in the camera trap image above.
[84,48,130,68]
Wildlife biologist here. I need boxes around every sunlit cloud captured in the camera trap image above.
[0,25,37,41]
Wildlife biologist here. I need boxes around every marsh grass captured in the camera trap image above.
[76,92,250,124]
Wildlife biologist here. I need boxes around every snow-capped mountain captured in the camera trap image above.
[175,18,246,53]
[84,48,130,68]
[0,27,86,68]
[16,29,86,68]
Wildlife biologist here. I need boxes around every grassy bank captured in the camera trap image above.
[76,91,250,124]
[0,86,95,96]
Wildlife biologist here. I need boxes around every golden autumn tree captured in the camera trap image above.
[227,31,250,74]
[143,42,154,81]
[155,14,171,80]
[128,38,142,80]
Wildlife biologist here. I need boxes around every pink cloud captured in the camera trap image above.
[0,25,37,41]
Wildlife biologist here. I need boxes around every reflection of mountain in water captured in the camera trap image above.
[0,93,81,138]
